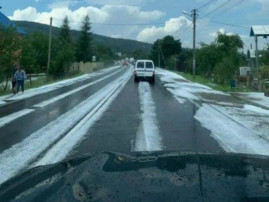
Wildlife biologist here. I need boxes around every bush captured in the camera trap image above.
[214,57,237,84]
[261,66,269,79]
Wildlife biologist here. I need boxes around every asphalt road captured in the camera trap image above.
[70,73,223,156]
[0,67,127,152]
[0,65,223,159]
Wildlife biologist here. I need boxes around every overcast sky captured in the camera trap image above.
[1,0,269,50]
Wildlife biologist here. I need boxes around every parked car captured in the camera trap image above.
[134,60,155,83]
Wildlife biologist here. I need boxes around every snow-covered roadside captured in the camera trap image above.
[156,68,227,105]
[156,68,269,155]
[0,68,132,185]
[0,100,6,105]
[236,92,269,109]
[0,66,121,104]
[195,104,269,155]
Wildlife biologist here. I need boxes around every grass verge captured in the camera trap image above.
[177,72,253,92]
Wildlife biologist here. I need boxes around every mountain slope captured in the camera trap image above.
[13,21,152,55]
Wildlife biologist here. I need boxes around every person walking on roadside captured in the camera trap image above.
[11,64,18,94]
[14,65,27,93]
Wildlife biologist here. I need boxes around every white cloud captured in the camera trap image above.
[9,5,164,39]
[210,28,233,38]
[136,16,191,43]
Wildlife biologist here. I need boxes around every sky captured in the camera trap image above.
[1,0,269,50]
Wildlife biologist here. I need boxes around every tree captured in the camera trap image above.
[260,46,269,66]
[162,35,181,59]
[50,17,75,78]
[150,36,181,68]
[214,56,237,84]
[59,16,72,44]
[195,32,244,83]
[133,48,149,60]
[95,45,115,65]
[20,32,48,73]
[0,26,21,91]
[213,33,243,83]
[76,15,92,62]
[178,48,192,72]
[150,39,160,65]
[196,43,222,77]
[215,32,243,56]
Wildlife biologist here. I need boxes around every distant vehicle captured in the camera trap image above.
[134,60,155,84]
[121,61,128,66]
[129,57,134,63]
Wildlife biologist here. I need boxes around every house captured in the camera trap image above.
[0,11,26,35]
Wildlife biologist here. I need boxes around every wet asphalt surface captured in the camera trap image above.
[0,67,127,152]
[70,74,223,156]
[0,67,223,156]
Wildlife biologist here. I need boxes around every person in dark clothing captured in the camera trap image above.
[14,66,27,93]
[12,65,18,94]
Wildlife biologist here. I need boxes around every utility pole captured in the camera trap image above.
[160,45,167,69]
[255,36,259,78]
[192,9,197,79]
[46,17,52,81]
[158,40,161,68]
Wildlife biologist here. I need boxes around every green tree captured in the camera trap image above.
[20,32,48,73]
[150,39,161,66]
[0,26,21,91]
[59,16,72,44]
[76,15,92,62]
[95,45,115,65]
[133,48,149,60]
[196,43,222,77]
[213,33,243,83]
[215,32,243,56]
[195,32,244,83]
[150,36,181,68]
[162,35,181,59]
[214,56,237,84]
[50,17,75,78]
[260,46,269,66]
[178,48,192,72]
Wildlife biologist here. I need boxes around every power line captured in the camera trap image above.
[202,0,234,17]
[198,17,249,29]
[175,23,193,38]
[197,0,216,10]
[53,17,182,26]
[211,0,244,18]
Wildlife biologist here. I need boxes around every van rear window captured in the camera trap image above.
[137,62,144,68]
[146,62,153,68]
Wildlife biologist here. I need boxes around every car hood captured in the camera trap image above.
[0,151,269,201]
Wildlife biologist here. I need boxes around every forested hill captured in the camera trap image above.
[13,20,152,55]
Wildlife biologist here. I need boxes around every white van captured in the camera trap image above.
[134,60,155,83]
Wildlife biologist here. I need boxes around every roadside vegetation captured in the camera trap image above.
[151,33,269,92]
[177,72,252,92]
[0,15,116,94]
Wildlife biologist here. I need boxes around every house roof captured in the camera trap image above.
[250,25,269,37]
[0,11,26,35]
